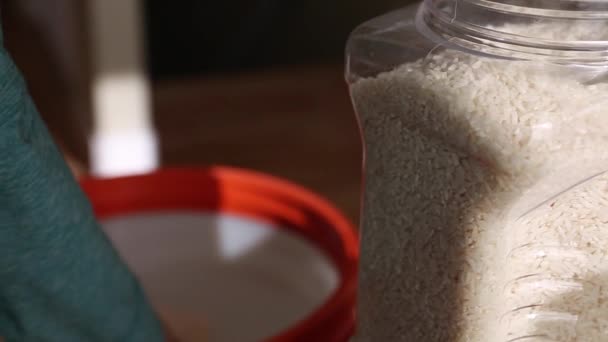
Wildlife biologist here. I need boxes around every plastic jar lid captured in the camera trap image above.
[81,167,359,342]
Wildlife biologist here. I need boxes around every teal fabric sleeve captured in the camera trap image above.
[0,26,165,341]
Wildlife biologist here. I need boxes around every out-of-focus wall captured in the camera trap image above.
[3,0,415,80]
[146,0,412,78]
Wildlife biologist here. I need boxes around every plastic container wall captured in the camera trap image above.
[346,1,608,341]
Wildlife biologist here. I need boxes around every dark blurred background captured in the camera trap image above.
[0,0,406,222]
[145,1,402,78]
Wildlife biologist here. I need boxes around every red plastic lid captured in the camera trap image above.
[80,167,359,342]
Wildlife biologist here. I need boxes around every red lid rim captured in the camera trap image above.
[80,166,359,341]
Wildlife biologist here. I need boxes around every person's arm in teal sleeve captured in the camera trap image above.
[0,23,167,342]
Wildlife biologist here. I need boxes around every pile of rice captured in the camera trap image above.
[350,41,608,341]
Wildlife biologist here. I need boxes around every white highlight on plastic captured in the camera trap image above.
[218,218,274,260]
[88,0,158,177]
[90,127,158,178]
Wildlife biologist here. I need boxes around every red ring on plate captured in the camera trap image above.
[80,167,359,342]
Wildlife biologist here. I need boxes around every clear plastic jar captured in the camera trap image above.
[346,1,608,341]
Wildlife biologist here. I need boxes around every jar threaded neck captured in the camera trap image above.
[418,0,608,64]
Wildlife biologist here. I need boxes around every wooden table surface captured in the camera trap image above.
[153,66,363,223]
